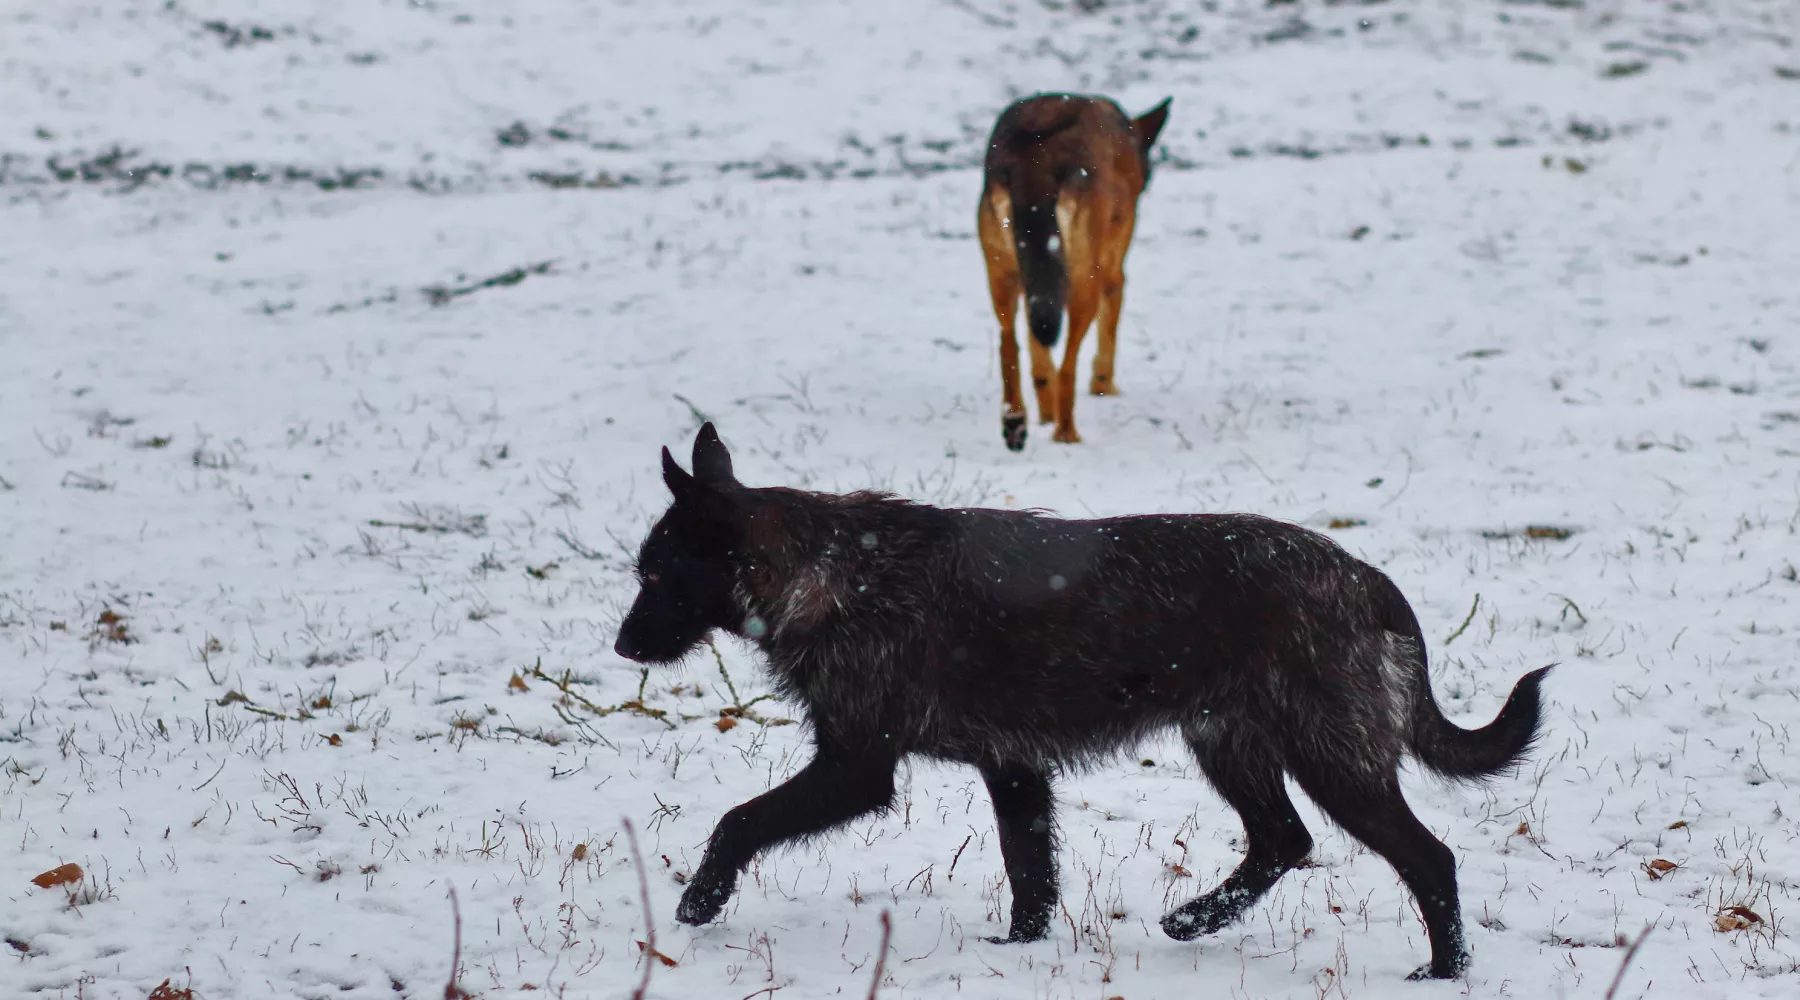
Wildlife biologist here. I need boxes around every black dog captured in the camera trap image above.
[615,424,1548,980]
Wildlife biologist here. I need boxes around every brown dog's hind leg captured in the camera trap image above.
[1053,277,1097,444]
[1028,336,1057,426]
[979,190,1029,451]
[1090,273,1124,396]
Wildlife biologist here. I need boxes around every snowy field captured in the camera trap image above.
[3,1,1799,997]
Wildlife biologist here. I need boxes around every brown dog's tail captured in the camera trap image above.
[1371,569,1552,781]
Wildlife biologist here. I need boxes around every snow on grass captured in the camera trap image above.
[3,1,1799,997]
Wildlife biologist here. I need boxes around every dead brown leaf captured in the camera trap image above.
[715,716,738,732]
[1715,905,1765,932]
[325,734,343,747]
[1643,858,1678,880]
[92,609,134,644]
[1327,518,1365,530]
[30,863,82,889]
[508,672,530,692]
[635,940,679,967]
[147,979,195,1000]
[571,843,588,862]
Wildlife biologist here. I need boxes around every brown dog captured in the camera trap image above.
[977,93,1170,450]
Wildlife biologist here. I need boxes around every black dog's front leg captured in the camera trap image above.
[677,747,897,926]
[980,760,1059,942]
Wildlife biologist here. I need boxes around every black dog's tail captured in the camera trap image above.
[1373,571,1552,781]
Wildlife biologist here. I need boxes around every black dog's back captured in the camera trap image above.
[862,508,1391,767]
[616,425,1549,980]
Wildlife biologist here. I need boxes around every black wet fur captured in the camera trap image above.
[1002,413,1027,452]
[614,424,1550,980]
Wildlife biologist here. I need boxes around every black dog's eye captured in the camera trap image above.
[645,572,661,584]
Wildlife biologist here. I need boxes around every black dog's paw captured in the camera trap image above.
[1002,413,1027,452]
[1405,955,1468,981]
[1159,902,1232,942]
[675,877,733,926]
[982,920,1049,945]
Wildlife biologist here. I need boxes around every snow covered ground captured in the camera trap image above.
[3,1,1799,996]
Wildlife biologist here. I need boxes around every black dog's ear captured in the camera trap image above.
[691,421,737,490]
[1133,98,1171,152]
[662,446,696,497]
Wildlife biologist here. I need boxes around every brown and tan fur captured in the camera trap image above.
[977,93,1171,451]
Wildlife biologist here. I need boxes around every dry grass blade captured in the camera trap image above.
[1443,592,1480,645]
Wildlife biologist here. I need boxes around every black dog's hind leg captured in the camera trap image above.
[1162,730,1312,940]
[1292,764,1468,980]
[980,760,1059,942]
[677,747,897,926]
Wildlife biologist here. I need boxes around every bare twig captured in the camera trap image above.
[866,910,892,1000]
[1444,593,1481,646]
[1603,924,1653,999]
[625,819,655,1000]
[946,834,974,883]
[444,886,469,998]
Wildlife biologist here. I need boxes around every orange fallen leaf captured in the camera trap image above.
[31,863,82,889]
[311,696,332,709]
[715,716,738,732]
[508,672,529,692]
[1668,819,1689,830]
[571,843,588,861]
[635,940,678,967]
[1643,858,1678,880]
[325,734,343,747]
